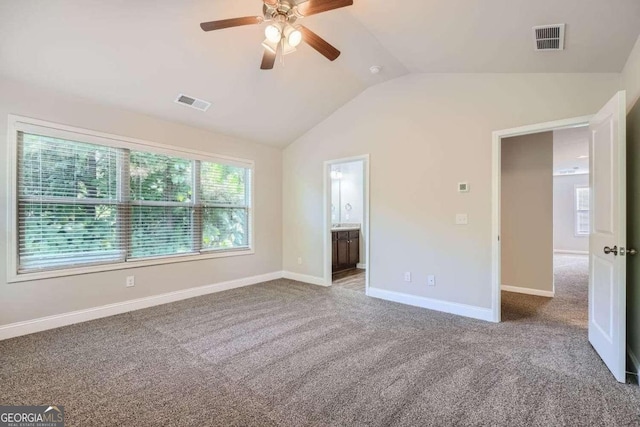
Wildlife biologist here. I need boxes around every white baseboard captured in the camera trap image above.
[554,250,589,255]
[283,271,329,287]
[357,263,367,269]
[366,287,495,322]
[501,285,555,298]
[0,271,283,341]
[628,345,640,375]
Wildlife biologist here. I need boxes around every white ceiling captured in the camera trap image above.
[356,0,640,73]
[1,1,639,147]
[553,127,590,174]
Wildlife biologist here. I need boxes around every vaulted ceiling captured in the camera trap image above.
[1,0,639,147]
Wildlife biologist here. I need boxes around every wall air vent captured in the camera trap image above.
[174,94,211,112]
[533,24,565,51]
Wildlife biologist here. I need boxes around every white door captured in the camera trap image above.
[588,91,627,383]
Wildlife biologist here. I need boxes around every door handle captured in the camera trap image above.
[604,246,618,256]
[628,248,637,256]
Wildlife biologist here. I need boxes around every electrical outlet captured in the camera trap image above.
[297,257,302,265]
[404,272,411,282]
[456,214,468,225]
[428,275,436,286]
[126,276,135,287]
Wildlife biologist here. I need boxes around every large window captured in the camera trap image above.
[11,119,253,279]
[575,186,590,236]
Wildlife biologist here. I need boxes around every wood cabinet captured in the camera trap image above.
[332,230,359,273]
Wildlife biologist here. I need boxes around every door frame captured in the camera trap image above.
[323,155,370,291]
[491,116,592,322]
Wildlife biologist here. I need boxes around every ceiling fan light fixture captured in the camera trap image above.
[284,24,302,47]
[200,0,354,70]
[265,23,282,43]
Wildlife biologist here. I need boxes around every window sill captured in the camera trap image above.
[6,248,254,284]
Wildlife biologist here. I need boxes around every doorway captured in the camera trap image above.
[499,126,591,326]
[492,91,629,383]
[323,155,370,293]
[492,116,591,321]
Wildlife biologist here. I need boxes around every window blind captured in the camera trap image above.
[15,129,253,275]
[17,132,126,271]
[128,151,196,259]
[199,162,251,251]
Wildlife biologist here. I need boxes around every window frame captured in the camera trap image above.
[574,185,590,237]
[7,115,255,283]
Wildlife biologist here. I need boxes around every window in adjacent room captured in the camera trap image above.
[575,186,590,236]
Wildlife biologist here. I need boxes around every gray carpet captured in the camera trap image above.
[1,256,639,426]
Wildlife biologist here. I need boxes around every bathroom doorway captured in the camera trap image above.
[324,155,370,293]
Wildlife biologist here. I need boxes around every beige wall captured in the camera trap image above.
[627,99,640,370]
[501,133,553,292]
[283,73,620,310]
[553,174,590,253]
[623,35,640,111]
[0,76,283,327]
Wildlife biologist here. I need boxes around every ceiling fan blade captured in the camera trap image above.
[299,26,341,61]
[200,16,263,32]
[260,49,277,70]
[263,0,278,5]
[296,0,353,17]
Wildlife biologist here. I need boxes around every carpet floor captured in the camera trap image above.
[1,256,639,426]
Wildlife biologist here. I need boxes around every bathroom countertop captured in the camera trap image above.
[331,223,361,232]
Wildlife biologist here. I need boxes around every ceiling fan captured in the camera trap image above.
[200,0,354,70]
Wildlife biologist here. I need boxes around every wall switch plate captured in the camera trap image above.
[456,214,468,225]
[297,257,302,265]
[404,272,411,282]
[427,275,436,286]
[126,276,135,287]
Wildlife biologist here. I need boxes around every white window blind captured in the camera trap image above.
[199,162,251,251]
[15,128,252,275]
[575,186,590,236]
[18,132,126,272]
[129,151,195,259]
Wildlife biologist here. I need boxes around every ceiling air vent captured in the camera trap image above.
[174,94,211,112]
[533,24,565,51]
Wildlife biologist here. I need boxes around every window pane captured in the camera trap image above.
[200,163,248,205]
[576,211,590,235]
[130,151,192,202]
[19,203,122,270]
[130,206,194,258]
[202,208,248,250]
[576,187,590,211]
[20,133,120,200]
[15,128,254,276]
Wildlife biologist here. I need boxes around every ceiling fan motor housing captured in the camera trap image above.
[264,1,301,24]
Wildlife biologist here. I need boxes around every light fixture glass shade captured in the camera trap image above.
[284,25,302,47]
[261,38,278,54]
[264,24,282,43]
[284,24,302,47]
